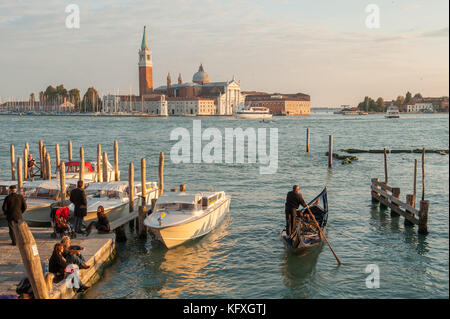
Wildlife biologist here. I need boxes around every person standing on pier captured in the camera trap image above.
[2,185,27,245]
[284,185,308,236]
[70,180,87,234]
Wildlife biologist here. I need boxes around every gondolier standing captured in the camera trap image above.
[70,180,87,234]
[285,185,308,236]
[2,185,27,245]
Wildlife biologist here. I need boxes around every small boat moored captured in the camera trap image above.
[144,190,231,249]
[281,187,328,256]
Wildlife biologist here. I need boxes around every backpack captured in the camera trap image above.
[16,277,34,297]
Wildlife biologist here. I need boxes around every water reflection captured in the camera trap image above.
[280,244,323,296]
[146,215,232,298]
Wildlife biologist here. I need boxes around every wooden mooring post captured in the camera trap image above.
[68,140,73,162]
[158,152,164,196]
[328,135,333,168]
[17,157,23,193]
[390,187,400,218]
[102,152,109,183]
[418,200,429,235]
[114,140,119,181]
[137,157,148,238]
[79,147,85,183]
[10,144,16,181]
[55,144,60,171]
[24,147,28,181]
[39,140,43,178]
[42,145,47,179]
[306,128,310,153]
[128,162,135,230]
[97,144,102,183]
[405,194,415,227]
[46,152,51,180]
[60,162,66,203]
[12,221,49,299]
[384,148,388,185]
[421,148,425,201]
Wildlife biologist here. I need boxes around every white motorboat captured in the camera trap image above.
[21,179,79,225]
[55,160,119,181]
[236,106,272,119]
[69,181,159,221]
[385,106,400,118]
[144,191,231,249]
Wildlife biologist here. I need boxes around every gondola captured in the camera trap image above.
[280,187,328,255]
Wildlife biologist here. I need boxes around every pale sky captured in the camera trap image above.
[0,0,448,107]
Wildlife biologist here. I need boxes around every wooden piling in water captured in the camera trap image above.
[42,146,47,179]
[404,194,415,227]
[421,148,425,201]
[306,128,310,153]
[158,152,164,196]
[24,147,28,181]
[129,162,135,213]
[39,140,43,178]
[390,187,400,217]
[46,153,51,180]
[114,140,119,181]
[25,142,29,154]
[328,135,333,168]
[60,162,66,203]
[80,147,85,183]
[138,205,148,239]
[418,200,429,235]
[413,159,417,206]
[10,144,16,181]
[102,152,109,183]
[17,157,23,193]
[12,221,49,299]
[55,144,60,170]
[97,144,102,183]
[384,148,388,185]
[68,140,72,162]
[371,178,380,203]
[141,158,146,206]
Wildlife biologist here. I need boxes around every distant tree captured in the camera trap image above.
[38,91,44,103]
[44,85,57,102]
[29,93,35,103]
[81,87,102,112]
[375,97,384,112]
[395,96,405,106]
[56,84,68,99]
[405,91,412,104]
[68,88,81,110]
[414,93,423,99]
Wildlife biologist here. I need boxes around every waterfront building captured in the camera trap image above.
[154,65,244,115]
[244,93,311,115]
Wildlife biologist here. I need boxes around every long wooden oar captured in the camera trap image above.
[305,205,343,265]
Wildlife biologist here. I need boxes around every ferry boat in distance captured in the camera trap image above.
[144,190,231,249]
[236,106,272,119]
[385,106,400,118]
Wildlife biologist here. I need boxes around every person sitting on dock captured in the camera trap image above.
[49,243,68,282]
[284,185,308,236]
[85,205,110,236]
[60,236,90,269]
[2,185,27,246]
[70,180,87,234]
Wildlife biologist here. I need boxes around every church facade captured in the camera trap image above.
[103,26,244,116]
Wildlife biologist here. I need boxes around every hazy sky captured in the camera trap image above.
[0,0,448,107]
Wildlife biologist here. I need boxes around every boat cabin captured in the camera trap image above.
[0,181,17,196]
[154,191,226,213]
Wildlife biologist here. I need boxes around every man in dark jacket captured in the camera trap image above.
[70,180,87,234]
[285,185,308,236]
[2,185,27,245]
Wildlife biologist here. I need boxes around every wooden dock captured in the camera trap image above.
[0,227,115,299]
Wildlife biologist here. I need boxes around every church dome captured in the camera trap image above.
[192,64,210,84]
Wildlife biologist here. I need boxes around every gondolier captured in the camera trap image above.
[284,185,308,236]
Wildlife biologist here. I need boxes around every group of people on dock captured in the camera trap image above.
[2,179,111,298]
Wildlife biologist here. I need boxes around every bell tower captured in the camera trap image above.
[138,26,153,96]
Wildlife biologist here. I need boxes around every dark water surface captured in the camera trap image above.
[0,112,448,298]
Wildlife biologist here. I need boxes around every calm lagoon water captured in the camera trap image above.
[0,112,448,298]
